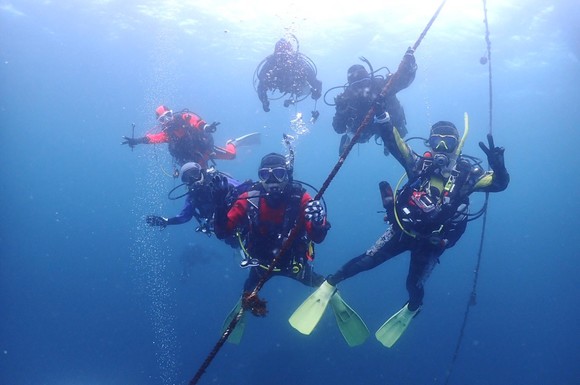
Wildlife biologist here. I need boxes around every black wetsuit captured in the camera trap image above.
[332,53,417,156]
[257,52,322,110]
[327,121,509,311]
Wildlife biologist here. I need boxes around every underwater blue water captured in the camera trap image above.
[1,1,579,384]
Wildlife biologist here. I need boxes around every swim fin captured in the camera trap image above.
[329,291,369,346]
[221,299,247,344]
[231,132,261,147]
[375,303,419,348]
[289,280,336,335]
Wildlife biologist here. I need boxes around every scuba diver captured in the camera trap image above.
[211,150,368,345]
[255,36,322,121]
[122,105,260,169]
[329,48,417,156]
[145,161,242,247]
[289,111,509,348]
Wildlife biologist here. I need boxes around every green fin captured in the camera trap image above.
[221,299,247,344]
[375,304,418,348]
[232,132,261,147]
[289,281,336,335]
[330,292,369,346]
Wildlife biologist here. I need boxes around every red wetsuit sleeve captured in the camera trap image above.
[146,131,169,144]
[214,191,248,239]
[212,143,237,160]
[224,191,249,233]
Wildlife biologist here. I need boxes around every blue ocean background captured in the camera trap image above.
[1,1,579,384]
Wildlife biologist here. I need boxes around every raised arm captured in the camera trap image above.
[387,48,418,96]
[474,134,510,192]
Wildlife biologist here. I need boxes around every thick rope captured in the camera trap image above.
[444,1,493,383]
[188,2,448,384]
[188,308,244,385]
[412,0,447,52]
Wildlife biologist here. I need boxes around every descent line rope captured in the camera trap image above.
[444,1,493,383]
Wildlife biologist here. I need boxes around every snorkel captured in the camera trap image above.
[439,112,469,176]
[359,56,375,79]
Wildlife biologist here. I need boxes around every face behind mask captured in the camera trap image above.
[428,134,458,153]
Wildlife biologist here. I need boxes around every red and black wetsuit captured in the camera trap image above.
[146,111,235,168]
[215,182,329,292]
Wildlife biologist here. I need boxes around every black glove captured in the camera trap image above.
[211,174,230,206]
[305,200,325,225]
[146,215,168,228]
[262,100,270,112]
[402,46,416,67]
[204,121,220,133]
[121,136,148,148]
[479,134,506,171]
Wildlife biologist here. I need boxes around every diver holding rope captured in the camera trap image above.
[326,49,417,157]
[213,148,340,342]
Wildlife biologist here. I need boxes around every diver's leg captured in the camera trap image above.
[292,262,326,288]
[406,245,444,311]
[328,225,408,286]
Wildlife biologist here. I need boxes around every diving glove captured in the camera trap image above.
[210,174,230,206]
[121,136,149,148]
[204,121,220,133]
[305,200,325,225]
[403,47,416,66]
[479,133,505,171]
[146,215,168,228]
[262,100,270,112]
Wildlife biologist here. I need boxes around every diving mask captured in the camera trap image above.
[429,134,458,153]
[258,167,288,183]
[182,168,203,186]
[158,110,173,124]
